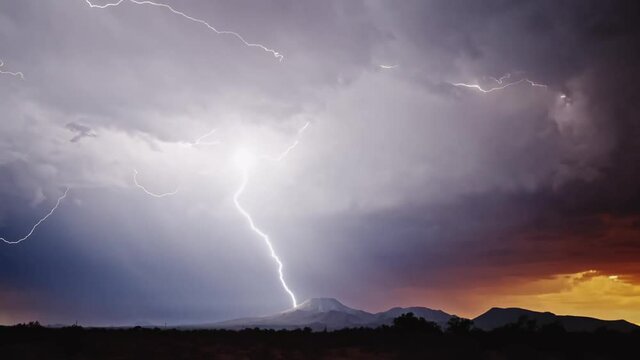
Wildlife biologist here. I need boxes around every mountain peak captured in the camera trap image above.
[294,298,358,313]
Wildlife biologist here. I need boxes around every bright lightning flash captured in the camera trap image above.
[133,169,180,198]
[1,187,70,245]
[85,0,283,61]
[232,148,297,307]
[451,73,547,93]
[0,59,24,80]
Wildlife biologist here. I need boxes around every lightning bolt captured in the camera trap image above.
[262,121,310,162]
[1,187,70,245]
[191,129,221,147]
[0,59,24,80]
[233,167,297,308]
[379,64,398,69]
[231,122,311,308]
[450,73,547,93]
[132,169,179,198]
[84,0,283,61]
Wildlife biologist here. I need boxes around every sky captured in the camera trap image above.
[1,0,640,326]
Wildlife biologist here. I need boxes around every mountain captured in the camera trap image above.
[473,307,639,333]
[196,300,639,333]
[206,298,452,331]
[210,298,375,330]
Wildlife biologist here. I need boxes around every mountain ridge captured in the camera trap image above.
[186,298,639,333]
[198,298,452,331]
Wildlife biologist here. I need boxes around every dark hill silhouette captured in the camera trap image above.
[474,307,639,332]
[5,313,640,359]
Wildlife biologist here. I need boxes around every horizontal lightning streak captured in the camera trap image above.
[1,187,70,245]
[133,169,179,198]
[85,0,283,61]
[451,74,547,93]
[0,59,24,80]
[233,168,297,308]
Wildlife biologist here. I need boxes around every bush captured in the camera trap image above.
[392,312,442,334]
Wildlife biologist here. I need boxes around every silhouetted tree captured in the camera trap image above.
[392,312,442,334]
[517,315,537,332]
[446,316,473,334]
[539,321,565,335]
[15,321,42,328]
[497,315,538,333]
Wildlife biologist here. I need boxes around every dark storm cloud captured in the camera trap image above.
[1,0,640,324]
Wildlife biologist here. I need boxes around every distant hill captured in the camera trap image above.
[473,307,639,333]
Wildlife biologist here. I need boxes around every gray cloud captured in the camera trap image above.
[66,122,97,142]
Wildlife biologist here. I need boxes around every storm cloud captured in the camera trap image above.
[1,0,640,325]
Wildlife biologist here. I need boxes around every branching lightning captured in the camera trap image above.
[0,59,24,80]
[450,73,547,93]
[262,122,310,162]
[1,187,70,245]
[84,0,283,61]
[132,169,180,198]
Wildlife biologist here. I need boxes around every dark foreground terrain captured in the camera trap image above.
[3,315,639,359]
